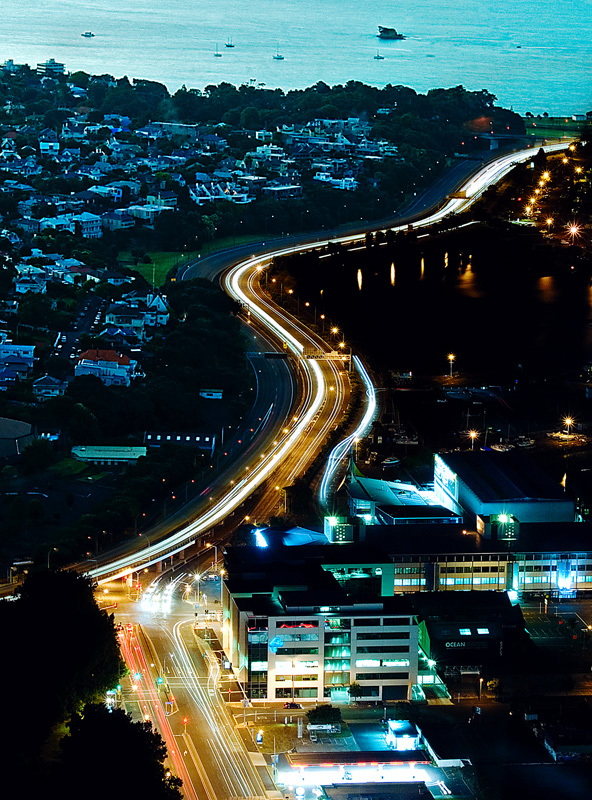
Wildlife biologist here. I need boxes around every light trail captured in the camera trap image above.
[87,140,572,584]
[319,355,377,507]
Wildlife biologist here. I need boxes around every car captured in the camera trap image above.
[283,701,302,709]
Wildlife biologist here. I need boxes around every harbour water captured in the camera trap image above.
[2,0,591,115]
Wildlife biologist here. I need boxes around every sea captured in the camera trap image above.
[1,0,591,115]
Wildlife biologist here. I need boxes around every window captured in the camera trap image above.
[459,628,471,636]
[477,628,489,635]
[357,632,409,640]
[355,659,380,668]
[354,619,381,626]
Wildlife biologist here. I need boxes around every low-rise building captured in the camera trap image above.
[33,374,67,400]
[71,445,147,466]
[0,416,34,456]
[75,348,138,387]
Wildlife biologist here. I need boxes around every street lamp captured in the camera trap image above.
[448,353,455,377]
[47,546,58,570]
[206,542,218,571]
[564,416,574,436]
[469,430,478,450]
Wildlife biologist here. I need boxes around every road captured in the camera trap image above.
[115,571,278,800]
[85,140,572,589]
[94,140,575,799]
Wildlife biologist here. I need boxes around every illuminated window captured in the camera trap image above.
[355,659,380,668]
[250,661,268,671]
[459,628,471,636]
[477,628,489,635]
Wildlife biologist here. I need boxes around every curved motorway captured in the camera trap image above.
[88,140,571,585]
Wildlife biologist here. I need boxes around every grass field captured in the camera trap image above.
[120,234,266,286]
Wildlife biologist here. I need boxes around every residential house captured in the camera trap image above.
[38,129,60,155]
[75,349,139,387]
[33,374,67,400]
[72,211,103,239]
[101,210,135,231]
[15,273,47,294]
[127,204,171,224]
[39,215,75,234]
[146,190,178,208]
[105,304,146,338]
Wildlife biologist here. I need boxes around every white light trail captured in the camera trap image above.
[87,140,572,582]
[319,356,377,507]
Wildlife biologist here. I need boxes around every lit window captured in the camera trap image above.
[477,628,489,635]
[355,659,380,668]
[459,628,471,636]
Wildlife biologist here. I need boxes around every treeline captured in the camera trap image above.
[0,570,181,798]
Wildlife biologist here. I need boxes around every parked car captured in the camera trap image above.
[283,701,302,709]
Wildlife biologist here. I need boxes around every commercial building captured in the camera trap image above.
[222,546,419,703]
[434,451,575,534]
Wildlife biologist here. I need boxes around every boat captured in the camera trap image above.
[377,26,405,40]
[374,50,385,60]
[273,44,284,60]
[81,31,95,38]
[225,37,235,48]
[214,44,222,57]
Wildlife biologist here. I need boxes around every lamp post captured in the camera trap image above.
[206,542,218,571]
[448,353,455,377]
[47,547,58,570]
[469,430,478,451]
[564,416,574,436]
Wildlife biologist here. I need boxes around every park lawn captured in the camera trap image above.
[119,251,179,287]
[253,721,299,755]
[49,457,92,478]
[119,234,265,286]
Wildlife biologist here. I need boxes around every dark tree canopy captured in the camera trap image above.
[57,703,183,800]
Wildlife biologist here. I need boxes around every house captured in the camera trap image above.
[72,212,103,239]
[38,129,60,155]
[75,349,138,387]
[146,190,178,208]
[127,204,170,224]
[15,273,47,294]
[33,374,67,400]
[0,344,35,371]
[39,215,75,234]
[105,304,146,338]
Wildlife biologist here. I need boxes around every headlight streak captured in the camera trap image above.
[164,620,266,797]
[87,141,572,585]
[319,356,377,507]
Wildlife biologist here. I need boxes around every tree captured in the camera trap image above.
[306,704,343,725]
[348,681,364,701]
[56,704,183,800]
[0,571,123,766]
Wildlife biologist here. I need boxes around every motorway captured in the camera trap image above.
[85,138,572,588]
[91,140,576,799]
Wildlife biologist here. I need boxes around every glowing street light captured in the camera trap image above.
[447,353,455,377]
[567,224,579,244]
[564,416,574,436]
[469,430,478,450]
